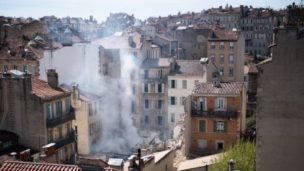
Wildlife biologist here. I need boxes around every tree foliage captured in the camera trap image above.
[210,141,256,171]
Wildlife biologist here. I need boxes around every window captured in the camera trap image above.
[144,99,149,109]
[219,68,224,76]
[219,54,224,64]
[144,84,149,93]
[199,120,206,132]
[23,65,28,72]
[171,80,176,88]
[220,42,225,50]
[158,83,162,93]
[182,80,187,89]
[89,123,94,135]
[158,116,163,126]
[13,65,18,70]
[198,97,206,111]
[102,64,108,75]
[216,121,225,132]
[65,99,70,113]
[216,141,224,151]
[145,116,149,124]
[132,85,136,95]
[32,66,36,74]
[229,68,234,77]
[58,126,63,139]
[56,101,62,116]
[3,65,8,72]
[210,42,215,49]
[210,55,215,62]
[144,70,149,78]
[46,103,52,119]
[67,123,72,133]
[215,98,226,111]
[158,70,163,79]
[229,42,234,49]
[89,104,93,116]
[131,101,136,113]
[158,100,163,109]
[170,96,176,105]
[229,55,234,64]
[171,113,175,123]
[198,139,207,149]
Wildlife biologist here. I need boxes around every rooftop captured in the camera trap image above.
[32,78,71,101]
[171,60,206,76]
[177,153,222,171]
[141,58,170,68]
[209,29,239,41]
[193,82,244,96]
[0,161,81,171]
[153,149,172,164]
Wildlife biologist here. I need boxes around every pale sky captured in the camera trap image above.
[0,0,296,22]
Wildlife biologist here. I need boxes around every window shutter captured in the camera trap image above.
[162,83,165,93]
[148,83,151,93]
[169,80,171,88]
[214,120,217,132]
[224,121,228,132]
[142,83,145,93]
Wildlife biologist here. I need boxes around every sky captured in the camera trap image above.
[0,0,297,22]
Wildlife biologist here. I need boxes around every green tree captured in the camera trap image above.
[210,141,256,171]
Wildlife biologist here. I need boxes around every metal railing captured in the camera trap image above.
[47,107,75,128]
[191,109,238,118]
[54,130,75,149]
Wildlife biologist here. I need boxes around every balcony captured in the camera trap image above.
[191,109,238,118]
[54,130,75,149]
[47,107,75,128]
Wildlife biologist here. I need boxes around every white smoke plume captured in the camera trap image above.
[40,43,142,155]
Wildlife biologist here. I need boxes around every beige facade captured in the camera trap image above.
[69,86,102,156]
[207,29,244,83]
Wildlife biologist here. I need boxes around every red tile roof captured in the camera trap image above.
[209,29,238,41]
[32,78,71,101]
[0,161,81,171]
[193,82,244,96]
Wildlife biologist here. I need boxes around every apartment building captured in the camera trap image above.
[137,58,170,138]
[167,60,206,138]
[62,85,102,156]
[185,82,246,155]
[0,69,75,163]
[207,28,245,83]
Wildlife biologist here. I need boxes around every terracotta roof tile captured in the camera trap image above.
[209,29,238,41]
[32,78,71,100]
[0,161,81,171]
[193,82,244,96]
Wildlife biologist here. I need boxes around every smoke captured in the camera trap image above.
[40,43,141,155]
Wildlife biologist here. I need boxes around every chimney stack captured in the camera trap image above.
[47,69,58,89]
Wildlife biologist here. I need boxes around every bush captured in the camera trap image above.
[210,141,256,171]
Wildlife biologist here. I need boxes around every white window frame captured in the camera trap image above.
[215,97,227,111]
[216,121,225,132]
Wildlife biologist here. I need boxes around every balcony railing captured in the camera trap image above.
[47,107,75,128]
[191,109,238,118]
[54,130,75,149]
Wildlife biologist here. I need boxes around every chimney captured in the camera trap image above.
[47,69,58,89]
